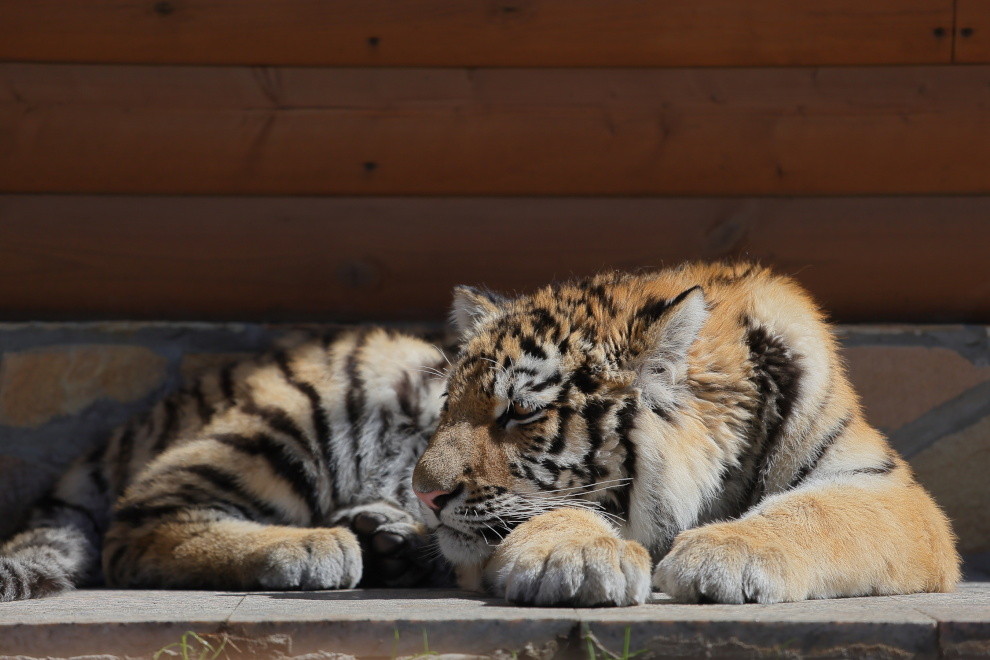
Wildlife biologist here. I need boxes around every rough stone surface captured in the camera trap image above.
[911,416,990,555]
[845,346,990,434]
[179,352,251,382]
[0,455,51,536]
[0,586,986,660]
[0,345,167,428]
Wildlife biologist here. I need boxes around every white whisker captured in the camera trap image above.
[479,357,506,373]
[433,344,453,368]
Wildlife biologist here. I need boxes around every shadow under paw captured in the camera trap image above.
[349,511,455,589]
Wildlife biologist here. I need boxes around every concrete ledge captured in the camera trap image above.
[0,584,987,660]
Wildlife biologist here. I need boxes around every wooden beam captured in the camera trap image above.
[2,65,990,196]
[0,0,953,67]
[2,195,989,324]
[956,0,990,63]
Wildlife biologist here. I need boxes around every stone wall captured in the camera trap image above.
[0,323,986,579]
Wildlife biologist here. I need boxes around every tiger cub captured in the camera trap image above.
[413,262,960,606]
[0,327,454,601]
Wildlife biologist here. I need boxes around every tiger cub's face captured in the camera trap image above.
[413,278,708,567]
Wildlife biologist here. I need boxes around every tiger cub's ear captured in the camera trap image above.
[630,286,709,410]
[450,285,509,337]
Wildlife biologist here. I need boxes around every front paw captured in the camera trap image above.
[653,525,804,604]
[485,509,651,607]
[334,503,451,587]
[257,527,362,590]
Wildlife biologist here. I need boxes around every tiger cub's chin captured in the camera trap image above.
[415,262,961,606]
[434,525,497,568]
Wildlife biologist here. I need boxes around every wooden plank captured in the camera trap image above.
[0,0,953,67]
[2,64,990,196]
[956,0,990,63]
[2,195,990,323]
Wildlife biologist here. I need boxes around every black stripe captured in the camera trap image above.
[788,416,851,489]
[540,458,563,480]
[616,398,638,476]
[345,332,370,482]
[189,464,283,519]
[152,398,180,454]
[519,336,547,360]
[114,482,260,529]
[176,483,258,521]
[191,379,213,422]
[529,373,562,393]
[635,297,671,325]
[582,399,612,480]
[274,350,338,503]
[741,323,804,506]
[546,434,567,455]
[394,371,421,421]
[572,367,599,395]
[583,282,619,318]
[548,406,574,455]
[273,351,331,445]
[241,396,312,455]
[650,404,674,422]
[529,307,563,342]
[613,398,639,517]
[36,496,104,535]
[0,563,14,601]
[114,502,188,528]
[112,426,136,497]
[850,457,897,476]
[212,433,321,522]
[180,463,282,520]
[105,544,130,579]
[219,363,237,402]
[87,457,110,500]
[7,561,30,600]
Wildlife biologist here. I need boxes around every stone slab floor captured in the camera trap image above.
[0,583,987,660]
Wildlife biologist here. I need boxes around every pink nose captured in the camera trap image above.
[415,489,451,511]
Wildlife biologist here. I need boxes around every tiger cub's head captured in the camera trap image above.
[413,273,709,568]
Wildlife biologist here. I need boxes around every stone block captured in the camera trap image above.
[844,346,990,434]
[0,455,51,538]
[179,352,251,382]
[0,345,167,428]
[911,416,990,555]
[2,588,989,660]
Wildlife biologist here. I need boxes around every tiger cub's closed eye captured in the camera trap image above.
[511,401,535,417]
[501,400,545,426]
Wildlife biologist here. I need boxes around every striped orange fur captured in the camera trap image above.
[0,328,454,600]
[414,262,960,605]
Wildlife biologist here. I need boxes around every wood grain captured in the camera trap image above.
[956,0,990,63]
[0,0,953,67]
[2,195,989,323]
[3,64,990,196]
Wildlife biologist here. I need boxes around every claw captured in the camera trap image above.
[353,512,388,536]
[372,531,407,556]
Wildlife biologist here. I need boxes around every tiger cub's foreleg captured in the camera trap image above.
[103,514,362,591]
[653,467,960,603]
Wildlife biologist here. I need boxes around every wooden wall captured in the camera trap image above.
[1,1,988,323]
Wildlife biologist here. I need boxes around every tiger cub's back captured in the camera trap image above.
[0,327,449,600]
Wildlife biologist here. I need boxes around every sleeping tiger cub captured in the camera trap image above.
[413,262,960,605]
[0,327,454,601]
